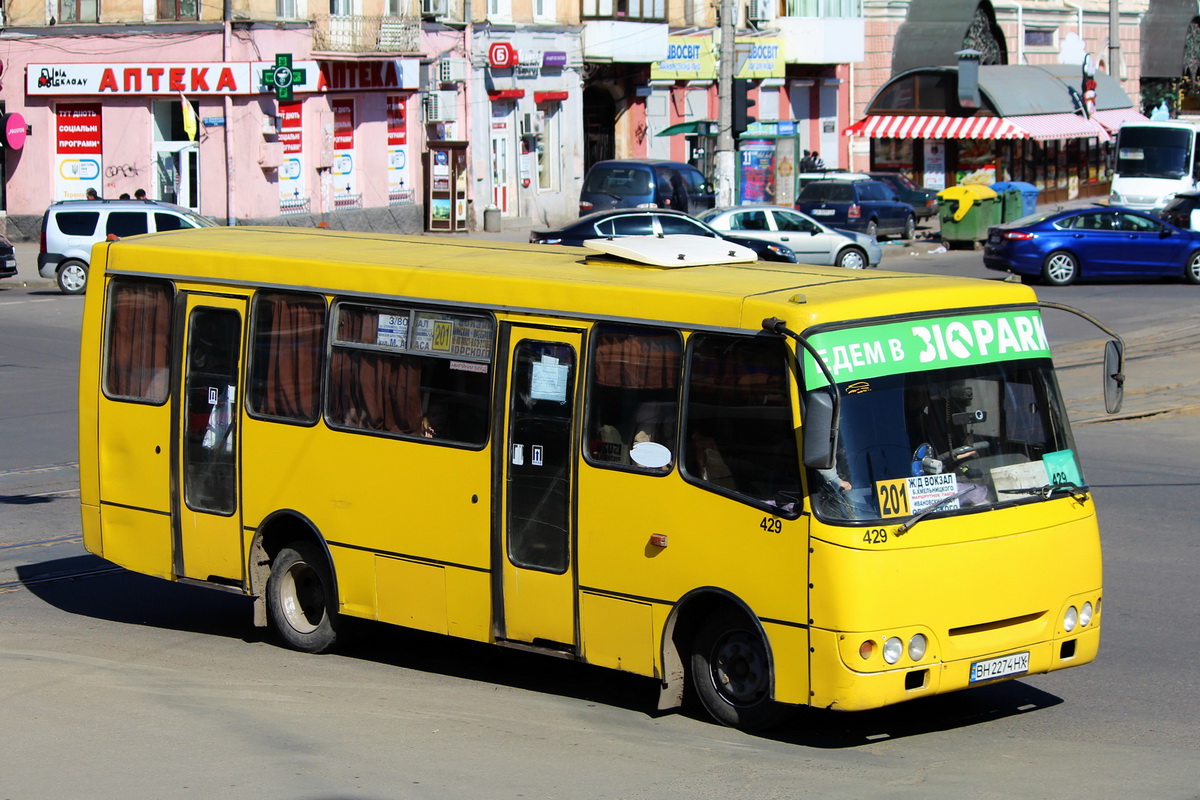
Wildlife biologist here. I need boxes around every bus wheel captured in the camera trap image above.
[267,542,340,654]
[690,607,787,731]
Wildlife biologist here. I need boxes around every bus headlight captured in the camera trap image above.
[908,633,927,661]
[1063,605,1078,632]
[1080,601,1093,627]
[883,637,903,664]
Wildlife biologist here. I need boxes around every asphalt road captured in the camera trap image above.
[2,238,1199,798]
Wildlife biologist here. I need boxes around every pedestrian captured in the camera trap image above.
[85,188,99,200]
[134,188,146,199]
[810,150,826,170]
[800,151,814,172]
[119,192,130,199]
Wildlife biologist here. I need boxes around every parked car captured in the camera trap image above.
[0,234,16,281]
[1158,190,1200,229]
[868,171,938,221]
[578,159,715,216]
[794,170,870,193]
[983,206,1200,286]
[795,179,917,240]
[530,208,797,262]
[697,205,882,269]
[38,198,218,294]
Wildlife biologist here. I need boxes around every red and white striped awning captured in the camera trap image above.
[843,113,1111,142]
[1092,107,1148,133]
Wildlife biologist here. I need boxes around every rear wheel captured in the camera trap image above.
[1042,251,1078,286]
[836,247,868,269]
[1185,250,1200,284]
[901,214,916,240]
[690,607,788,731]
[865,219,879,240]
[267,542,340,654]
[57,259,88,295]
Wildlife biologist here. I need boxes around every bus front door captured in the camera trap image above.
[173,295,246,585]
[498,327,584,649]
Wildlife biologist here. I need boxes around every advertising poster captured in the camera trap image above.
[55,103,103,200]
[278,101,305,211]
[331,98,358,207]
[923,140,946,191]
[739,140,776,204]
[386,95,412,204]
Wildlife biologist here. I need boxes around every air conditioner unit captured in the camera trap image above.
[438,58,468,84]
[748,0,772,23]
[519,112,543,137]
[421,0,448,18]
[423,91,457,123]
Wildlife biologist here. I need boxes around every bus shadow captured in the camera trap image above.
[20,554,1064,744]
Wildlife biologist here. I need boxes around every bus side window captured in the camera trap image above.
[103,278,174,404]
[682,334,801,510]
[247,291,327,425]
[585,324,682,471]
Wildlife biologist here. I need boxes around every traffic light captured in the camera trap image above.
[732,79,756,141]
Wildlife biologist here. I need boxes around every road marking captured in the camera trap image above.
[0,298,56,306]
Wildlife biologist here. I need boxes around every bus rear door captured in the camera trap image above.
[497,325,584,649]
[174,294,246,585]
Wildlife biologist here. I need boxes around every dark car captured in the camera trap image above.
[578,159,715,216]
[1158,191,1200,229]
[530,208,797,262]
[795,179,916,240]
[0,234,16,280]
[983,206,1200,286]
[868,172,938,221]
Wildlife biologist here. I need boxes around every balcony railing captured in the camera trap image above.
[312,14,421,54]
[783,0,861,18]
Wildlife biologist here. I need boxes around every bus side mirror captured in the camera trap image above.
[803,390,838,469]
[1103,339,1125,414]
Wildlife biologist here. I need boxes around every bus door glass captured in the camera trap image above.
[499,326,583,647]
[175,295,246,584]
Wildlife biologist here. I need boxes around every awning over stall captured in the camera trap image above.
[656,120,717,137]
[843,113,1110,141]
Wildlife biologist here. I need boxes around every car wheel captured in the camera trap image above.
[865,219,879,240]
[1042,251,1078,286]
[901,215,916,240]
[836,247,868,269]
[57,259,89,295]
[1185,250,1200,284]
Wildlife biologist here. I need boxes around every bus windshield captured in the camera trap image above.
[1115,126,1193,179]
[805,310,1080,523]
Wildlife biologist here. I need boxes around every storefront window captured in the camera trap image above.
[537,108,556,191]
[955,139,996,185]
[60,0,99,22]
[874,139,914,174]
[157,0,198,20]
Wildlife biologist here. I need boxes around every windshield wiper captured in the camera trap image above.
[895,486,980,536]
[998,481,1090,501]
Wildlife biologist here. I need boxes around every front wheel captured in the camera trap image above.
[267,542,340,654]
[690,607,788,731]
[1185,250,1200,284]
[1042,251,1078,286]
[901,214,916,240]
[57,259,88,295]
[836,247,868,269]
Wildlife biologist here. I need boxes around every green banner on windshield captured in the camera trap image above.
[803,309,1051,390]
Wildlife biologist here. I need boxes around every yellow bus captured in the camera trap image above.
[78,228,1123,731]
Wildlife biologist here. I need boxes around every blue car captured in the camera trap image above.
[983,206,1200,286]
[795,178,916,240]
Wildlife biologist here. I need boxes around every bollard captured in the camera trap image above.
[483,204,501,232]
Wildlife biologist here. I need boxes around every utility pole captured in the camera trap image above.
[715,0,736,207]
[1107,0,1120,81]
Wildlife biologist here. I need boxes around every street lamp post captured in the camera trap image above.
[714,0,736,207]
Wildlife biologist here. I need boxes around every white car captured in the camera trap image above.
[697,205,883,269]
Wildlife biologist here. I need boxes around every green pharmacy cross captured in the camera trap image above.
[262,54,306,102]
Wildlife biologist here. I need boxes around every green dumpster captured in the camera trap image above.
[937,184,1000,248]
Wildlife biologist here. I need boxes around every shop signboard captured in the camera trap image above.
[55,103,103,200]
[278,101,306,213]
[387,95,413,205]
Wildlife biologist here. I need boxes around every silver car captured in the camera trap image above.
[697,205,883,269]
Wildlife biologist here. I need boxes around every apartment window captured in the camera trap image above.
[277,0,297,18]
[158,0,198,19]
[1025,28,1055,48]
[60,0,100,22]
[582,0,665,21]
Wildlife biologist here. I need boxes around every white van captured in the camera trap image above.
[38,199,217,294]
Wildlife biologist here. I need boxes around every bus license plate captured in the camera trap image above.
[969,651,1030,683]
